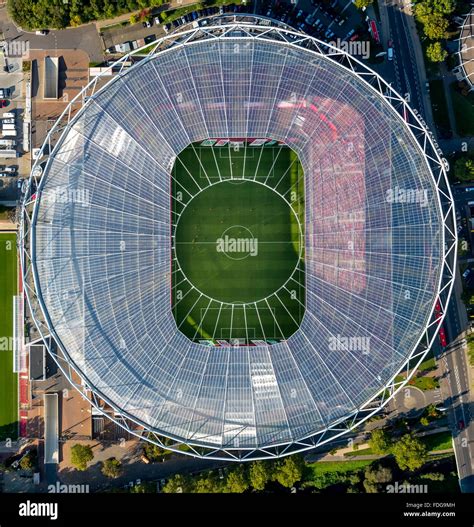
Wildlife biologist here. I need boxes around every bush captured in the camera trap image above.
[426,42,448,63]
[70,444,94,471]
[101,457,123,479]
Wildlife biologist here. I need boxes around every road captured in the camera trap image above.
[437,336,474,492]
[385,0,424,116]
[436,184,474,492]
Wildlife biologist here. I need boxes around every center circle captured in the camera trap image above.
[219,225,255,261]
[174,179,302,304]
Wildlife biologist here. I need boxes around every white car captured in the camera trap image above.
[4,166,16,173]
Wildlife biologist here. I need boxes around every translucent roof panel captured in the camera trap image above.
[32,28,446,452]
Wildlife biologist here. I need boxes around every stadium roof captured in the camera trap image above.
[22,21,456,460]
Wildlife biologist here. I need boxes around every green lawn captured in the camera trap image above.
[0,233,18,439]
[0,206,12,221]
[172,143,305,344]
[305,459,373,476]
[450,83,474,136]
[408,375,439,391]
[429,80,450,134]
[303,460,373,490]
[344,447,373,457]
[421,431,453,452]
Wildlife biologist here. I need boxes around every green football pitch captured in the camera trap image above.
[171,143,305,344]
[0,233,18,439]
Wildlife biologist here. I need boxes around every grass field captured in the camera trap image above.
[0,233,17,439]
[449,82,474,137]
[172,142,305,344]
[421,431,453,452]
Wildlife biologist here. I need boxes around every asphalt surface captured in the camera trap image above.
[385,0,424,116]
[0,6,103,63]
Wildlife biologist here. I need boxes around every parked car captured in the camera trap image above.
[4,166,16,173]
[345,29,355,40]
[0,100,8,108]
[35,30,48,35]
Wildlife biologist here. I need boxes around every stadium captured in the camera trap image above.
[21,18,456,460]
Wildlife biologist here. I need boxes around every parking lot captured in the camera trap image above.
[0,53,30,203]
[101,0,367,56]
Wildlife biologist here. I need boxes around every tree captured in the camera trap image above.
[454,156,474,182]
[426,404,441,419]
[130,13,139,24]
[130,481,156,493]
[364,464,393,484]
[420,416,430,426]
[354,0,373,8]
[426,42,448,62]
[368,429,392,455]
[101,457,123,479]
[273,455,305,488]
[391,434,428,471]
[70,444,94,471]
[19,451,36,470]
[415,0,455,20]
[420,472,445,481]
[194,474,219,493]
[162,474,192,493]
[225,465,249,493]
[431,0,456,15]
[423,14,449,40]
[363,480,379,493]
[249,461,273,491]
[142,439,169,462]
